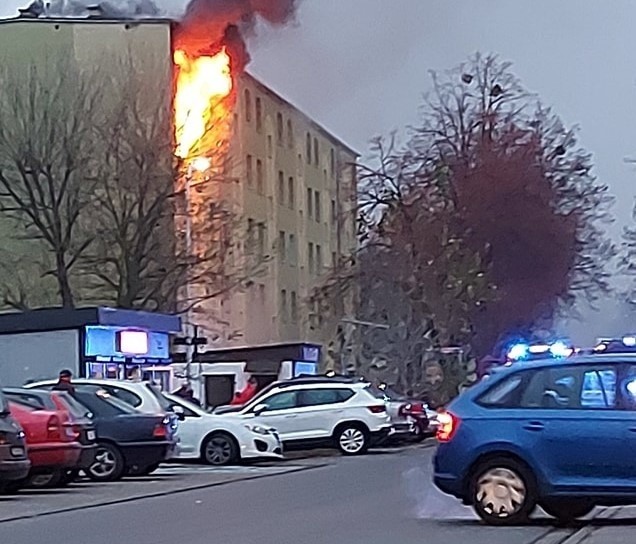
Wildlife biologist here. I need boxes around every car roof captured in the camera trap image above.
[27,378,153,390]
[270,381,367,391]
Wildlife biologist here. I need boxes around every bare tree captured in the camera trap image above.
[0,63,103,308]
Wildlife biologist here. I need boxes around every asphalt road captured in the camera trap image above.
[0,446,634,544]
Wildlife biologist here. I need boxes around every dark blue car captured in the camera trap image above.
[433,351,636,525]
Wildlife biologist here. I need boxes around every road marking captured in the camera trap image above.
[533,507,622,544]
[157,464,305,475]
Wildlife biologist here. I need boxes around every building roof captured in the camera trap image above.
[0,307,181,335]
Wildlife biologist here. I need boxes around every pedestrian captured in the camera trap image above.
[52,369,75,394]
[127,365,141,382]
[230,375,258,406]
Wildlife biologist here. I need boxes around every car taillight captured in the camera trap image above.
[153,424,168,438]
[367,405,386,414]
[47,416,62,441]
[0,432,7,445]
[436,412,459,442]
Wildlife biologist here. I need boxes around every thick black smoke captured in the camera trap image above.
[175,0,297,71]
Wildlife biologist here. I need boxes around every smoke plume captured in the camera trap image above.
[175,0,297,72]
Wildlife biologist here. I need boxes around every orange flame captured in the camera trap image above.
[173,48,233,159]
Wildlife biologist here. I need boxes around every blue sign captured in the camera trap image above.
[85,326,170,360]
[294,361,318,377]
[302,346,320,363]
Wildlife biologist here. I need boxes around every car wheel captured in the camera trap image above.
[28,469,64,489]
[335,424,369,455]
[541,499,594,523]
[471,457,537,525]
[202,433,239,466]
[87,443,125,482]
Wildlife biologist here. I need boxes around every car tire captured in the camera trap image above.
[335,424,369,456]
[470,457,537,526]
[87,443,125,482]
[60,469,80,486]
[541,499,594,523]
[28,469,64,489]
[201,433,239,466]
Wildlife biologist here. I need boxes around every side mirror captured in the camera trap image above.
[252,404,267,416]
[172,405,186,420]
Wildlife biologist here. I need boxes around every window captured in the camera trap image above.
[276,112,284,145]
[314,191,321,222]
[278,171,285,203]
[244,89,251,122]
[246,155,253,187]
[332,251,337,268]
[330,148,336,177]
[288,233,297,264]
[298,388,354,407]
[308,242,314,274]
[316,244,322,273]
[280,289,288,323]
[313,137,319,166]
[581,369,617,409]
[287,119,294,149]
[288,177,295,209]
[100,386,142,408]
[247,218,255,249]
[478,375,525,408]
[257,223,266,257]
[255,97,262,132]
[306,188,313,219]
[267,135,273,159]
[258,284,266,306]
[259,391,298,411]
[278,231,286,262]
[520,367,581,409]
[256,159,264,194]
[331,199,337,224]
[306,132,312,164]
[291,291,298,321]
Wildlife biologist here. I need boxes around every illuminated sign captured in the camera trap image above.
[116,330,149,355]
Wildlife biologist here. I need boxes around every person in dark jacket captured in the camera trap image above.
[52,369,75,394]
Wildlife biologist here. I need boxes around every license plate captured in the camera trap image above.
[87,430,96,441]
[10,447,24,457]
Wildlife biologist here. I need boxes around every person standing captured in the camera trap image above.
[52,369,75,394]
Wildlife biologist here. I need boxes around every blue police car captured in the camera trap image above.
[433,337,636,525]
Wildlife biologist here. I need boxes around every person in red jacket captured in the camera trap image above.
[230,376,258,405]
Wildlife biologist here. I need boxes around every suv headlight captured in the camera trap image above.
[244,424,270,435]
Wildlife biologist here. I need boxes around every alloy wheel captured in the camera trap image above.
[475,467,526,519]
[91,448,117,478]
[338,427,366,454]
[205,436,233,465]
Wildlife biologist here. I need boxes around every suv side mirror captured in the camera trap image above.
[252,404,267,416]
[172,405,186,420]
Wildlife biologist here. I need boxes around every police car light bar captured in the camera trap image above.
[507,341,573,361]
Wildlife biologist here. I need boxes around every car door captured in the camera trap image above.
[245,391,302,441]
[514,364,625,492]
[293,388,354,438]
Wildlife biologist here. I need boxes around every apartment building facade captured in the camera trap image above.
[0,15,358,358]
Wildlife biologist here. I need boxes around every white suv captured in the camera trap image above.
[225,381,392,455]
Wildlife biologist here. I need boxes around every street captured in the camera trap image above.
[0,445,633,544]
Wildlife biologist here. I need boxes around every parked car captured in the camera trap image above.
[163,392,282,466]
[370,384,434,441]
[218,380,392,455]
[8,401,82,489]
[433,352,636,525]
[0,388,30,493]
[25,378,179,455]
[4,388,97,483]
[70,387,175,481]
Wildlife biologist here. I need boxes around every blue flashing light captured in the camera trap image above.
[623,336,636,347]
[507,343,529,361]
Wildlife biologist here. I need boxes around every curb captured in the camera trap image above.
[0,463,328,525]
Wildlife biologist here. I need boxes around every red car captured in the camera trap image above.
[8,401,83,489]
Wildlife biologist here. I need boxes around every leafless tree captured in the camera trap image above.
[0,62,102,308]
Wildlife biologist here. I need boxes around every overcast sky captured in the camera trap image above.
[2,0,636,340]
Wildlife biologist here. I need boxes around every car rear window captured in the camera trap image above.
[297,388,354,407]
[146,384,173,411]
[0,390,8,413]
[52,392,92,418]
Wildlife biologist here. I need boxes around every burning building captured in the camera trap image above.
[0,7,358,356]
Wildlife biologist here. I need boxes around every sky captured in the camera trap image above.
[2,0,636,341]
